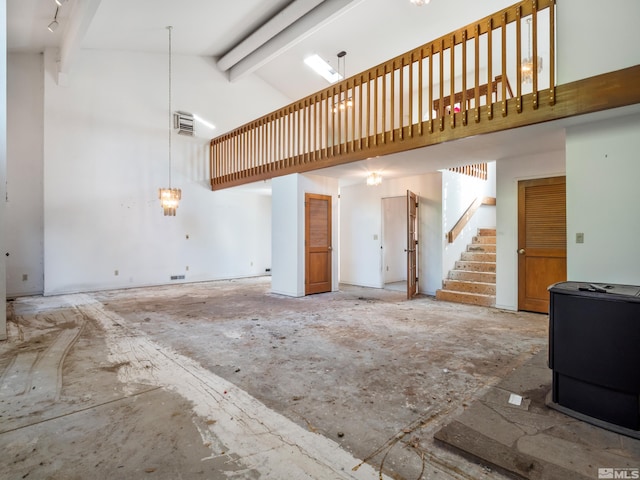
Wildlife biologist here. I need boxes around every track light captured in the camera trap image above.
[48,7,59,32]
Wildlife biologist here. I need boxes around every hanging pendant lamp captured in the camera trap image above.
[159,26,181,216]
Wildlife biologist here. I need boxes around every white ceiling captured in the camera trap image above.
[9,0,631,189]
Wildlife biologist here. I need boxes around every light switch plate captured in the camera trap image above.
[576,232,584,244]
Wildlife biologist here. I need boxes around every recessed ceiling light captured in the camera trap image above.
[304,54,342,83]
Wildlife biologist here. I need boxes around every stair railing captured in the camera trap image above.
[447,196,496,244]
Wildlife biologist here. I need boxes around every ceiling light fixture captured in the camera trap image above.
[55,0,67,6]
[521,17,543,84]
[366,172,382,186]
[304,54,341,83]
[410,0,431,5]
[47,8,59,32]
[159,26,181,216]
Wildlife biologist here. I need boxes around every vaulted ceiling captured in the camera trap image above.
[9,0,521,101]
[12,0,617,186]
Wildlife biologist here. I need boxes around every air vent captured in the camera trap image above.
[173,111,194,136]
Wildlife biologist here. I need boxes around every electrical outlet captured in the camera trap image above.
[114,270,119,276]
[576,233,584,244]
[22,274,28,281]
[186,266,189,271]
[373,234,379,240]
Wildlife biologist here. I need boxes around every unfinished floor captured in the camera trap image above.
[1,276,550,479]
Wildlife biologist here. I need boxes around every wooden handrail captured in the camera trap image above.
[210,0,557,190]
[447,196,496,244]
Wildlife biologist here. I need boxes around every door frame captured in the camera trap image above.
[304,193,333,295]
[407,190,419,299]
[517,176,567,313]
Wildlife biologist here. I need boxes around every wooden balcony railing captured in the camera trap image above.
[210,0,556,190]
[449,162,488,180]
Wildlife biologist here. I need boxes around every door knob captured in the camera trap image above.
[518,249,525,255]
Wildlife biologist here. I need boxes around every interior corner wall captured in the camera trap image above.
[566,112,640,285]
[495,149,565,311]
[557,0,640,85]
[271,174,302,297]
[271,173,339,297]
[340,172,442,295]
[0,0,7,340]
[36,48,287,295]
[6,53,44,297]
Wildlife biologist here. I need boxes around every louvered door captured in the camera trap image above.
[518,177,567,313]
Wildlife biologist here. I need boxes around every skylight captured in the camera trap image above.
[304,54,342,83]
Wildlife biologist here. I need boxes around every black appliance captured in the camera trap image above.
[548,281,640,439]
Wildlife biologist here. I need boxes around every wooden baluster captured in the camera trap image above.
[358,76,363,150]
[429,44,433,133]
[532,0,539,109]
[487,18,493,120]
[409,52,414,137]
[439,39,444,131]
[516,6,523,113]
[400,58,405,140]
[418,47,423,136]
[374,69,378,146]
[549,0,556,105]
[383,65,387,144]
[501,12,507,117]
[462,30,467,126]
[450,34,455,129]
[474,24,480,123]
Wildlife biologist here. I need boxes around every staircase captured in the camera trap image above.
[436,228,496,307]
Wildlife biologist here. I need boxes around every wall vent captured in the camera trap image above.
[173,111,194,136]
[170,275,186,280]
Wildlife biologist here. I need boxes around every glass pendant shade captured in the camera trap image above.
[159,187,181,216]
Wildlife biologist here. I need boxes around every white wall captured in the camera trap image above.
[1,0,7,339]
[495,149,565,310]
[19,46,289,295]
[557,0,640,85]
[566,113,640,285]
[441,162,496,279]
[271,173,339,297]
[6,53,44,297]
[340,172,442,295]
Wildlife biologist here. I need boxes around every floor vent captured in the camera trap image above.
[170,275,185,281]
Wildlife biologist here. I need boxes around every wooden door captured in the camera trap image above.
[305,193,332,295]
[518,177,567,313]
[406,190,419,299]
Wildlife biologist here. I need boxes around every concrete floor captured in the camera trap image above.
[0,276,550,479]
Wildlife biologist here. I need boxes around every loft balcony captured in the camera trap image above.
[209,0,640,190]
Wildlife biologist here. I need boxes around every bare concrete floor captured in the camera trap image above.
[1,276,549,479]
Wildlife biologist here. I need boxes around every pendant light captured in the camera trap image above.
[521,18,543,84]
[159,26,181,216]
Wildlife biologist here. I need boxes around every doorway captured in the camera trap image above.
[382,196,407,291]
[517,176,567,313]
[305,193,332,295]
[382,190,419,298]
